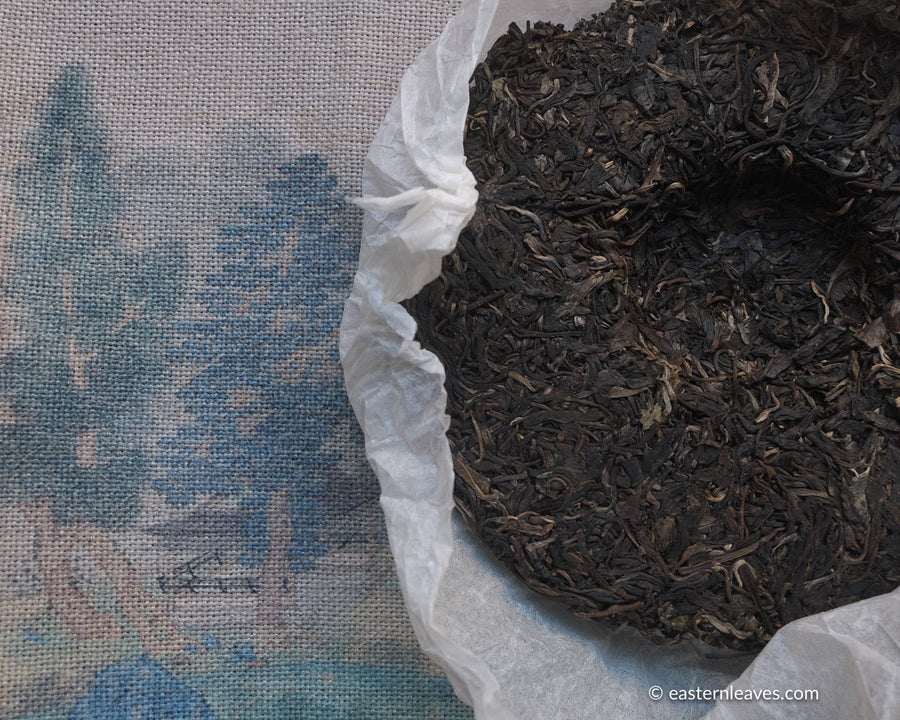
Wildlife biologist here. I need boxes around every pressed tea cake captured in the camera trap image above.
[407,0,900,650]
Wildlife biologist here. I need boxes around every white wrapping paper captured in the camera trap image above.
[339,1,900,717]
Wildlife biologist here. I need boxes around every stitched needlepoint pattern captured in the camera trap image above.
[0,1,470,717]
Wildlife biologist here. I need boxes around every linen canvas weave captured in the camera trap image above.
[0,2,470,718]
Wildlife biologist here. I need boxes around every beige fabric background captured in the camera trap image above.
[0,2,472,719]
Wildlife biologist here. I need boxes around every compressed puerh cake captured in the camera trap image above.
[406,0,900,650]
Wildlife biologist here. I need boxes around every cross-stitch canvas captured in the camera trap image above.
[0,2,471,718]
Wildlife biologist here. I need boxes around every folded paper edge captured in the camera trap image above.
[340,1,518,718]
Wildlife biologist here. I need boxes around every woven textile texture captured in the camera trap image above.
[0,2,471,718]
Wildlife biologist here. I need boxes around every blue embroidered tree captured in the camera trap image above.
[0,65,187,652]
[157,155,354,651]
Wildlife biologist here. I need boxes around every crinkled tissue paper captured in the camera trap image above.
[340,1,900,718]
